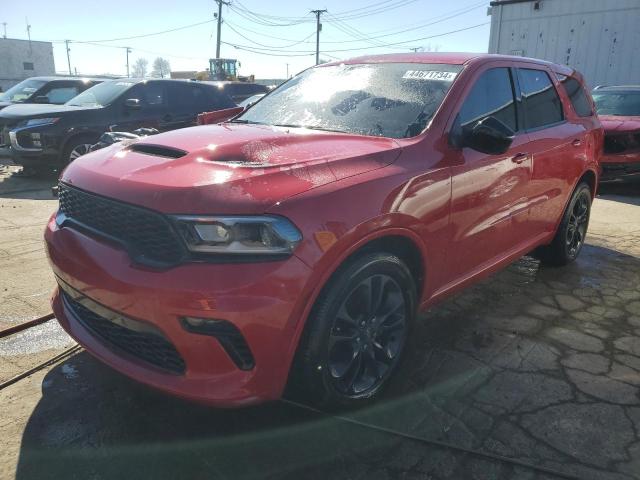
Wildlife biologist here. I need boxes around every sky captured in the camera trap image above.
[2,0,492,79]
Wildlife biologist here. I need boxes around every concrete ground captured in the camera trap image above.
[1,161,640,480]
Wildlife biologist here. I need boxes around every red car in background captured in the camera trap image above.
[45,53,602,408]
[592,86,640,182]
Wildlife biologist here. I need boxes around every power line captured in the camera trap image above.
[68,19,215,43]
[225,22,315,49]
[222,21,490,55]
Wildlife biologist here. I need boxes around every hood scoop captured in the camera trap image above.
[128,143,188,159]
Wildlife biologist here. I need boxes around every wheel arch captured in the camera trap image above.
[60,130,103,162]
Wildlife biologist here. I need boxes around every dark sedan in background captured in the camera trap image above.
[0,79,236,175]
[0,77,104,111]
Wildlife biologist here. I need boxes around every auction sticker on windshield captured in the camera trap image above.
[402,70,458,81]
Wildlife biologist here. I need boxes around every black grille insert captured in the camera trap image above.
[61,284,186,375]
[58,183,186,267]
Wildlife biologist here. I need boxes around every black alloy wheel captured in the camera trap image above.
[327,274,407,397]
[292,252,416,408]
[565,189,590,259]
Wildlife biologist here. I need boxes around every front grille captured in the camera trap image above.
[604,133,640,154]
[62,288,186,375]
[58,183,186,267]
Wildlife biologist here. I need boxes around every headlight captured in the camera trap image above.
[25,117,60,127]
[173,215,302,255]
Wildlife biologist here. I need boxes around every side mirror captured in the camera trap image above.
[124,98,142,109]
[33,95,50,104]
[460,116,515,155]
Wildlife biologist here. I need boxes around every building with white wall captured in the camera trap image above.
[0,38,55,91]
[488,0,640,87]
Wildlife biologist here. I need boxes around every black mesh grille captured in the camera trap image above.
[58,183,186,266]
[62,290,186,374]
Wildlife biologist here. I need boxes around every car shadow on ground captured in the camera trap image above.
[598,181,640,206]
[14,243,640,480]
[0,163,58,200]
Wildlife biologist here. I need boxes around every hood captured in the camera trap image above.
[599,115,640,134]
[0,101,12,110]
[0,103,98,120]
[61,123,402,215]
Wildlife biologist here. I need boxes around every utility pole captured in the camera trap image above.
[25,18,32,53]
[286,63,289,78]
[65,40,72,75]
[125,47,132,77]
[2,23,6,39]
[311,9,326,66]
[215,0,230,59]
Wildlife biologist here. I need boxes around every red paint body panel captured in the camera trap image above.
[45,53,602,406]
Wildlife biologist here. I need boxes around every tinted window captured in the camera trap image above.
[560,76,592,117]
[67,80,137,107]
[457,68,517,131]
[0,78,46,102]
[141,83,167,106]
[44,86,81,104]
[518,69,563,129]
[593,91,640,116]
[237,62,462,139]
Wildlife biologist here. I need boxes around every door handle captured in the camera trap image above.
[510,152,528,164]
[572,139,582,147]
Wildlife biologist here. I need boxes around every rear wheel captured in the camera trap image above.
[537,182,592,266]
[292,252,417,408]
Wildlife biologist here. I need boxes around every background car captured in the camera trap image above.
[238,93,265,108]
[0,77,104,111]
[592,85,640,182]
[205,81,270,103]
[45,53,601,409]
[0,78,236,175]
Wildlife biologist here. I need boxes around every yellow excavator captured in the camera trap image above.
[194,59,255,82]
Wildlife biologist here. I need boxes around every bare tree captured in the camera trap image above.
[151,57,171,78]
[132,58,148,78]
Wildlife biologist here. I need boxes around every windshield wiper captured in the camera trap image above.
[230,119,265,125]
[272,124,347,134]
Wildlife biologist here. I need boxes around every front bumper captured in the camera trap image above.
[600,155,640,181]
[45,213,313,407]
[0,124,61,167]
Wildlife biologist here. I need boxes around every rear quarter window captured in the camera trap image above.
[518,68,564,130]
[559,75,593,117]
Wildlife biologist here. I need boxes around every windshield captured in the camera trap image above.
[235,63,462,138]
[593,91,640,116]
[66,80,136,107]
[0,79,47,103]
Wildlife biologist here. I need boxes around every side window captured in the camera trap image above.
[559,75,593,117]
[168,83,205,110]
[141,83,167,107]
[45,86,80,103]
[518,68,564,129]
[457,67,517,132]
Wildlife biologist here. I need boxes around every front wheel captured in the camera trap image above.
[291,252,417,408]
[61,135,98,168]
[537,182,592,266]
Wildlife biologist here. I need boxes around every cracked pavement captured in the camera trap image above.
[1,166,639,480]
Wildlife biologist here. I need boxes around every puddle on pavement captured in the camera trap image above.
[0,320,74,356]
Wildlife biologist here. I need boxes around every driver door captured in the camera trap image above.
[446,66,533,282]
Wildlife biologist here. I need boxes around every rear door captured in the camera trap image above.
[447,65,533,280]
[515,67,589,234]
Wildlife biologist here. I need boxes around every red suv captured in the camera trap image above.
[45,53,602,408]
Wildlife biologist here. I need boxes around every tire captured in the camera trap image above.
[537,182,592,266]
[291,252,417,409]
[61,135,98,168]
